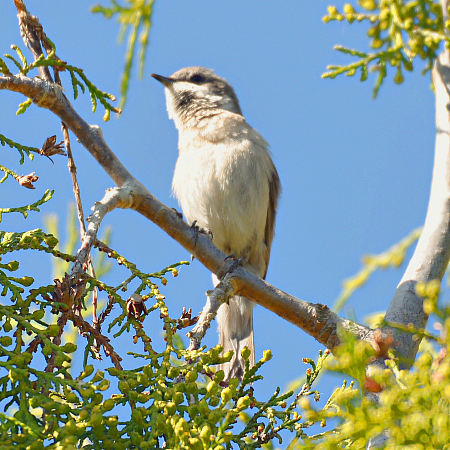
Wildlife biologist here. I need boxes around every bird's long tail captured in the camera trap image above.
[216,295,255,381]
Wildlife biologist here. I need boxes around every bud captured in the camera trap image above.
[209,397,220,407]
[118,380,130,394]
[327,6,338,15]
[43,235,59,248]
[185,371,198,383]
[62,342,77,353]
[241,347,251,361]
[6,261,19,271]
[16,172,38,189]
[17,276,34,287]
[221,387,232,404]
[80,364,94,379]
[46,324,60,337]
[207,381,219,396]
[262,349,272,362]
[0,336,12,347]
[236,396,250,411]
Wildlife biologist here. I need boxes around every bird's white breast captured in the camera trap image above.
[172,113,274,268]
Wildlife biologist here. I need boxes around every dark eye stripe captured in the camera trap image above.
[190,74,205,84]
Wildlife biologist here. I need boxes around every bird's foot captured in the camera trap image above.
[217,254,243,280]
[171,207,183,219]
[191,220,213,247]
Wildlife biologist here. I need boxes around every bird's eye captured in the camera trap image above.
[190,74,205,84]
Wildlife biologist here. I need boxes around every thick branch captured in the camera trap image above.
[383,52,450,368]
[188,272,372,352]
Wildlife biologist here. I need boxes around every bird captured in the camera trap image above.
[152,67,281,380]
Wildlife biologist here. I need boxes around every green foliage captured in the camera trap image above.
[1,41,120,121]
[287,283,450,449]
[0,190,333,450]
[0,133,42,193]
[323,0,448,96]
[2,2,450,449]
[0,134,38,165]
[0,191,54,223]
[0,211,331,449]
[91,0,155,110]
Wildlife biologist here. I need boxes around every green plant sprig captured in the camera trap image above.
[91,0,155,110]
[323,1,447,97]
[0,190,54,223]
[0,134,39,164]
[0,229,75,265]
[3,43,120,121]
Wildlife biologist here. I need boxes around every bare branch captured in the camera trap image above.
[382,51,450,368]
[13,0,53,82]
[71,186,133,278]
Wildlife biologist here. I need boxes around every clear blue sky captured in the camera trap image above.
[1,0,436,421]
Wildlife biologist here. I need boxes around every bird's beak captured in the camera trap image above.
[151,73,174,87]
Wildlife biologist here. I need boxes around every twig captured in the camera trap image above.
[13,0,53,82]
[187,274,235,351]
[67,310,123,370]
[17,0,101,330]
[71,187,133,276]
[60,120,99,323]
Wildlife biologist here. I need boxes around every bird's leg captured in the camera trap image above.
[191,220,214,246]
[190,220,213,260]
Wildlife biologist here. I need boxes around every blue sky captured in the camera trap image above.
[1,0,436,419]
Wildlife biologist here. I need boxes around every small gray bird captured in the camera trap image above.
[152,67,281,380]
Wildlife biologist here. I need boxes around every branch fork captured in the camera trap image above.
[187,273,236,351]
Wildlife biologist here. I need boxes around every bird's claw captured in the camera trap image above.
[171,207,183,219]
[217,254,243,280]
[191,220,213,249]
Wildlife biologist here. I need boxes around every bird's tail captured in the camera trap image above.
[216,296,255,381]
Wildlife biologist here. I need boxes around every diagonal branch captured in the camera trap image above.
[0,66,371,353]
[0,64,376,352]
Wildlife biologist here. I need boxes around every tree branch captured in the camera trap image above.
[382,52,450,368]
[0,67,371,354]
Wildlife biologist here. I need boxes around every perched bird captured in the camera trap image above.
[152,67,281,380]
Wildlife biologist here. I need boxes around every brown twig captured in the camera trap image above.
[13,0,53,82]
[14,0,103,360]
[60,119,99,327]
[67,310,123,370]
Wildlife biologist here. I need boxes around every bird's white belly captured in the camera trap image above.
[172,139,269,259]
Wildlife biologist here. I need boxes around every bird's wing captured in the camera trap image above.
[263,166,281,279]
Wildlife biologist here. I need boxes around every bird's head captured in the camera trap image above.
[152,67,242,130]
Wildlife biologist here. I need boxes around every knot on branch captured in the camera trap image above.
[28,77,63,109]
